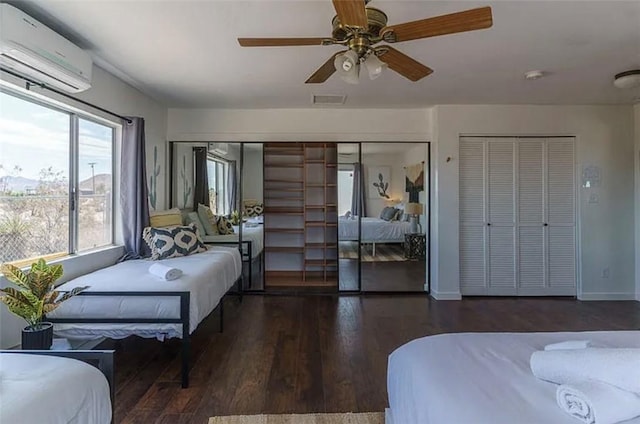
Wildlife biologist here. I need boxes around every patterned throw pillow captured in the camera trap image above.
[380,207,398,221]
[245,203,264,217]
[146,224,207,260]
[216,216,235,235]
[197,204,218,235]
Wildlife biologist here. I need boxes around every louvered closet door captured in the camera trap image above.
[517,139,546,293]
[459,137,487,294]
[486,139,517,295]
[546,138,576,294]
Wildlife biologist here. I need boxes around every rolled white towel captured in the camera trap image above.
[531,348,640,393]
[149,263,182,281]
[545,340,592,351]
[556,380,640,424]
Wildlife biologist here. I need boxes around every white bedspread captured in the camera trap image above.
[387,331,640,424]
[0,353,111,424]
[49,246,242,340]
[202,225,264,259]
[339,217,412,242]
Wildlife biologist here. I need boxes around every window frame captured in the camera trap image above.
[0,87,119,262]
[207,154,229,215]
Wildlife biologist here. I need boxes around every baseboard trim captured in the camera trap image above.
[431,291,462,300]
[578,292,637,301]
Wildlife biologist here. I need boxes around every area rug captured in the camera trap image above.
[339,241,405,262]
[208,412,384,424]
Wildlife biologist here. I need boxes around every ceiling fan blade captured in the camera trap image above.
[381,6,493,43]
[377,46,433,82]
[332,0,368,28]
[305,51,345,84]
[238,37,329,47]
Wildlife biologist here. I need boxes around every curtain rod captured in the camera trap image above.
[0,67,133,124]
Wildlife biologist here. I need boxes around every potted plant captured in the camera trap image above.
[0,259,88,350]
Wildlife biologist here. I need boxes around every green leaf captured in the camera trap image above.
[0,287,35,308]
[1,264,30,289]
[58,286,89,303]
[1,295,38,325]
[49,264,63,282]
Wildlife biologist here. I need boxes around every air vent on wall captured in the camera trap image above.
[312,94,347,105]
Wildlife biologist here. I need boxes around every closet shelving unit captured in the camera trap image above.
[263,142,337,288]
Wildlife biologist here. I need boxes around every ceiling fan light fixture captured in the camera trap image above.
[334,50,359,74]
[341,63,361,84]
[365,53,387,80]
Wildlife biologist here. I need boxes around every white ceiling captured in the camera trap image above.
[15,0,640,108]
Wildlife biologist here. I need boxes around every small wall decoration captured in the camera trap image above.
[148,145,161,210]
[368,166,391,199]
[180,155,192,208]
[405,162,424,203]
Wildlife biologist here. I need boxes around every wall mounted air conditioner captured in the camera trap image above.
[210,143,229,156]
[0,4,92,93]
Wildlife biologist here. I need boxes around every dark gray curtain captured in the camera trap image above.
[351,163,366,216]
[193,147,210,210]
[120,117,150,260]
[227,160,237,213]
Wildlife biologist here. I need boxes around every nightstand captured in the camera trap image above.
[404,233,426,260]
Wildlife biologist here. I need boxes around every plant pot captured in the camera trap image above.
[21,322,53,350]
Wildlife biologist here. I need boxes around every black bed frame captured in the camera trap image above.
[0,349,115,422]
[47,277,241,389]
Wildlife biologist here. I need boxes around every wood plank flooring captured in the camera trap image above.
[99,295,640,424]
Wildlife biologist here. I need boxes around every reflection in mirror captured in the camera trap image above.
[241,143,265,290]
[170,142,261,289]
[337,143,361,291]
[360,142,428,292]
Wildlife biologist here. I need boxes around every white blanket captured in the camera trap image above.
[530,348,640,393]
[0,353,111,424]
[339,217,412,242]
[556,380,640,424]
[49,247,242,340]
[387,331,640,424]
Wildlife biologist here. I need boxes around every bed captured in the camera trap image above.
[387,330,640,424]
[47,246,242,387]
[339,217,412,254]
[0,350,113,424]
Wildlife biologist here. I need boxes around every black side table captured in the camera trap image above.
[404,233,426,260]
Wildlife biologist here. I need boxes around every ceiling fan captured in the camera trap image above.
[238,0,493,84]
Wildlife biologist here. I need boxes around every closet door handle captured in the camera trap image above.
[543,223,548,226]
[487,223,491,226]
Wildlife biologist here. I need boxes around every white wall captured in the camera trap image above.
[168,108,431,142]
[635,104,640,301]
[242,146,263,203]
[432,105,636,300]
[362,152,405,217]
[0,65,168,348]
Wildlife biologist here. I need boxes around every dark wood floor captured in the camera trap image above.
[339,259,426,291]
[100,295,640,424]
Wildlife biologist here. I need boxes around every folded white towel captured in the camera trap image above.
[531,348,640,393]
[149,263,182,281]
[556,380,640,424]
[545,340,592,351]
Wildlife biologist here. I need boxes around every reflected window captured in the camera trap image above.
[207,156,229,215]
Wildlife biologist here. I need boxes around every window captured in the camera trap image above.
[207,156,228,215]
[0,91,115,264]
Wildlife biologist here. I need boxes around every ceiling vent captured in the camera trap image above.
[312,94,347,105]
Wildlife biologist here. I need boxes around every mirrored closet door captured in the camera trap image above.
[359,142,429,292]
[337,143,361,291]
